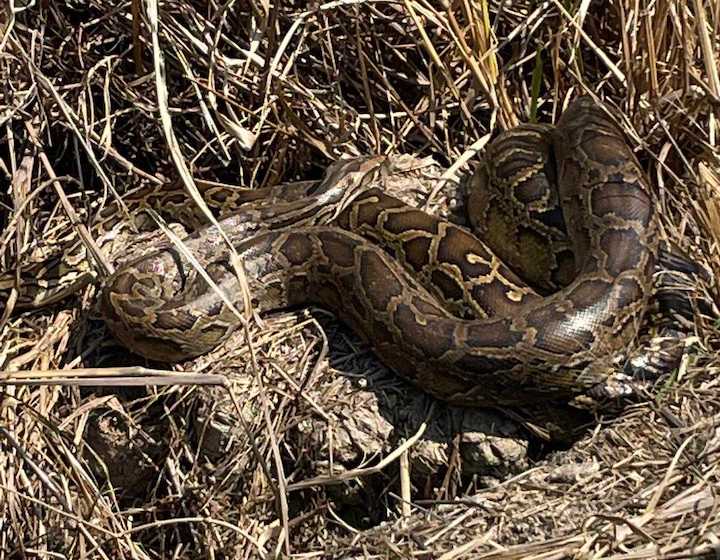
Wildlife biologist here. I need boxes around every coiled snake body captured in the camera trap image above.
[99,97,657,406]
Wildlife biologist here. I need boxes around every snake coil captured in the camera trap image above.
[101,97,658,406]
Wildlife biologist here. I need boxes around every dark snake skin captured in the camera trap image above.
[101,97,658,405]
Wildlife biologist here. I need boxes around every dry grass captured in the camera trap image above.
[1,0,720,558]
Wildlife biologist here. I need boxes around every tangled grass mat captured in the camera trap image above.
[1,1,719,558]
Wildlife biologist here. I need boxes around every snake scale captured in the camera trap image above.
[97,97,658,406]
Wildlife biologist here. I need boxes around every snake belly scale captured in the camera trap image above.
[100,97,658,406]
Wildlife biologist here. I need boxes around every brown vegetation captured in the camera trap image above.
[1,1,719,558]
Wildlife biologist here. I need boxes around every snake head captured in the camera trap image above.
[320,155,389,192]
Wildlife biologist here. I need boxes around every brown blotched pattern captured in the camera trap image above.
[101,97,657,406]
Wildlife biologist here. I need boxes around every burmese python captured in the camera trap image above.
[96,97,658,406]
